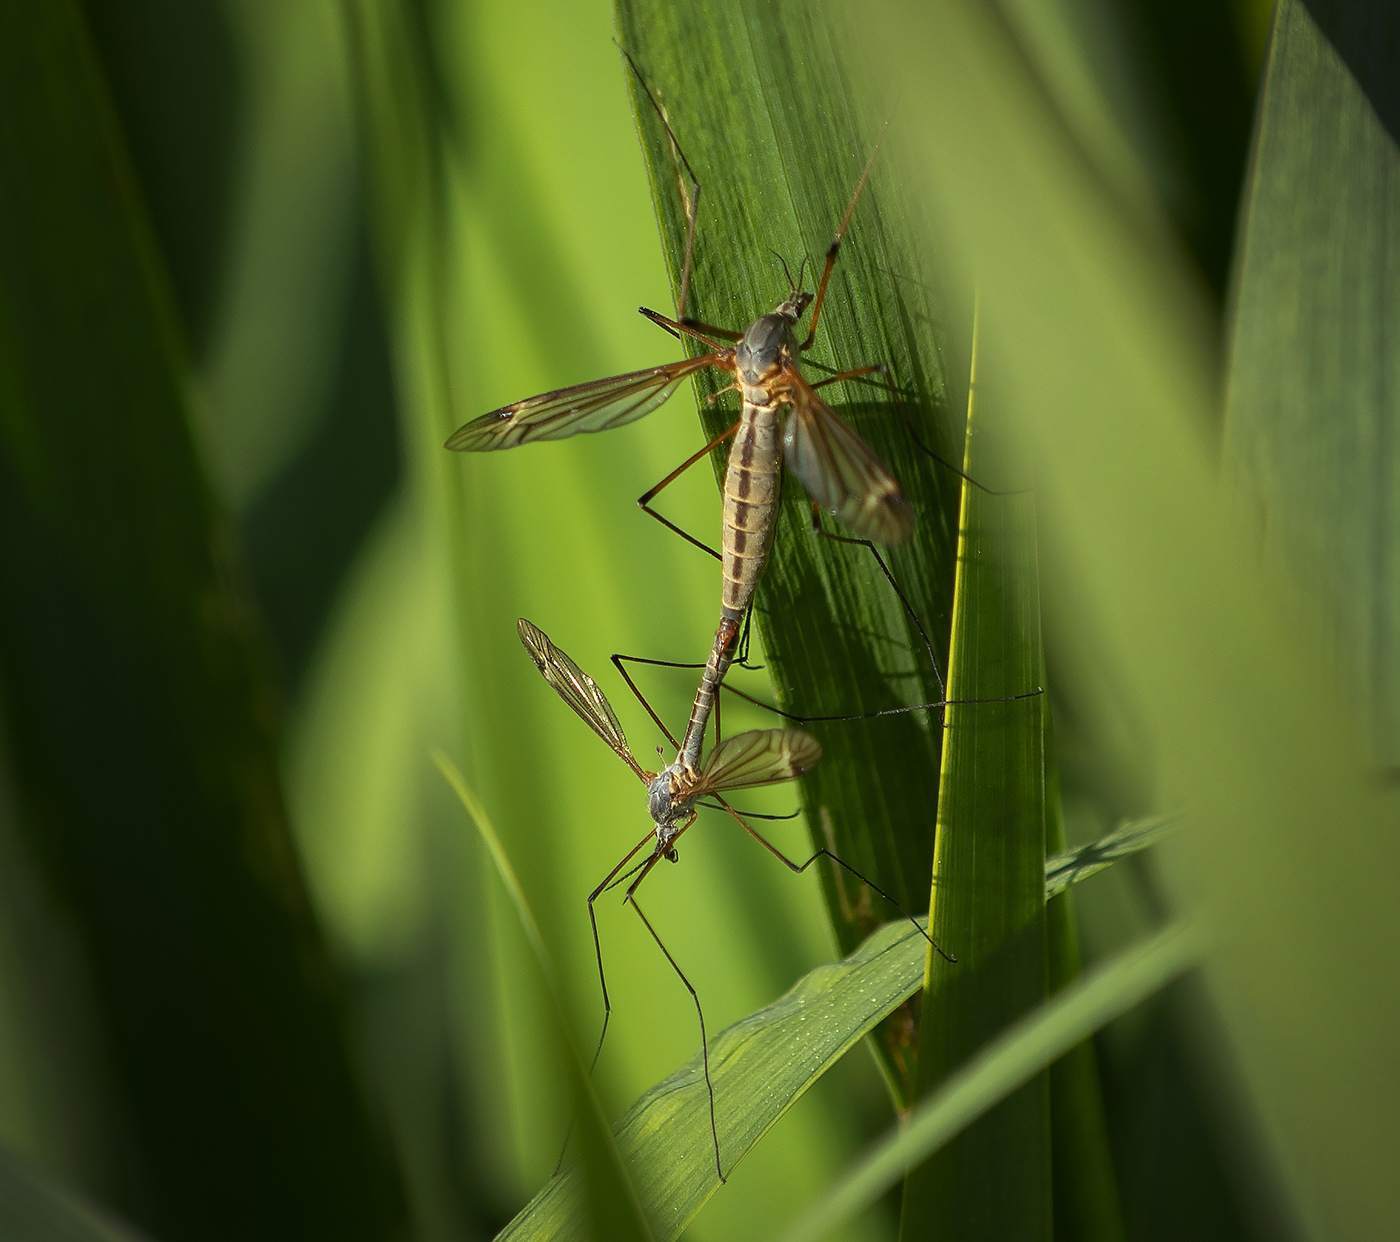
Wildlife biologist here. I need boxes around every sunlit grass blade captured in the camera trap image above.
[1044,815,1177,900]
[494,807,1166,1241]
[779,920,1206,1242]
[434,752,654,1242]
[618,0,967,1104]
[497,915,931,1242]
[0,1148,149,1242]
[862,0,1400,1235]
[899,326,1050,1236]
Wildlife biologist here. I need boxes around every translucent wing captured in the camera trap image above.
[692,729,822,796]
[517,619,651,784]
[781,367,914,545]
[446,355,724,451]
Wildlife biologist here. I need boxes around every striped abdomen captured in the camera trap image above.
[679,399,783,769]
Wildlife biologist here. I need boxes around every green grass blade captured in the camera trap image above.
[497,916,932,1242]
[494,812,1161,1241]
[779,921,1206,1242]
[0,1148,149,1242]
[434,753,654,1242]
[617,0,967,1105]
[0,4,404,1234]
[898,329,1050,1237]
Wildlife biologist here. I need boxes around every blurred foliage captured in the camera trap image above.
[3,0,1399,1240]
[0,3,405,1240]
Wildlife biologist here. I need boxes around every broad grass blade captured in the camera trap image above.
[617,0,967,1105]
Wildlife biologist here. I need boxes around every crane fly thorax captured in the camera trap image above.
[736,304,804,390]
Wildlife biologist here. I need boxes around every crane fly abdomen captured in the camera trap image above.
[721,400,784,617]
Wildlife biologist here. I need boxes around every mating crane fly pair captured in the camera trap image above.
[447,60,963,1183]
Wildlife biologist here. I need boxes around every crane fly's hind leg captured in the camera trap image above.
[625,873,726,1183]
[551,829,657,1176]
[636,418,739,562]
[584,830,658,1073]
[608,651,695,751]
[715,797,956,963]
[861,362,1026,498]
[809,506,947,705]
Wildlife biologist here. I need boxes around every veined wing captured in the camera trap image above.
[446,354,724,451]
[516,619,652,785]
[780,367,914,545]
[692,729,822,796]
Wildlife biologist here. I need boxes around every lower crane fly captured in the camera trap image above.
[517,617,945,1182]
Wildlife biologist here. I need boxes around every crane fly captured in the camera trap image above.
[451,107,915,770]
[517,617,947,1182]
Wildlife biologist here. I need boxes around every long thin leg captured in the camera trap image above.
[625,882,726,1183]
[619,47,703,323]
[711,676,1042,725]
[801,129,886,352]
[715,797,956,964]
[877,363,1026,497]
[585,830,660,1071]
[639,305,733,351]
[609,653,686,749]
[810,363,887,390]
[810,503,946,702]
[636,419,740,562]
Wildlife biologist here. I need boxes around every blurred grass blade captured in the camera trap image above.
[434,753,654,1242]
[0,4,405,1235]
[900,328,1050,1236]
[780,920,1206,1242]
[618,0,967,1103]
[497,916,931,1242]
[862,0,1400,1236]
[0,1148,149,1242]
[495,819,1152,1242]
[1223,0,1400,765]
[1045,814,1177,899]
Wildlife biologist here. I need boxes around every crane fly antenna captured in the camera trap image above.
[770,248,798,294]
